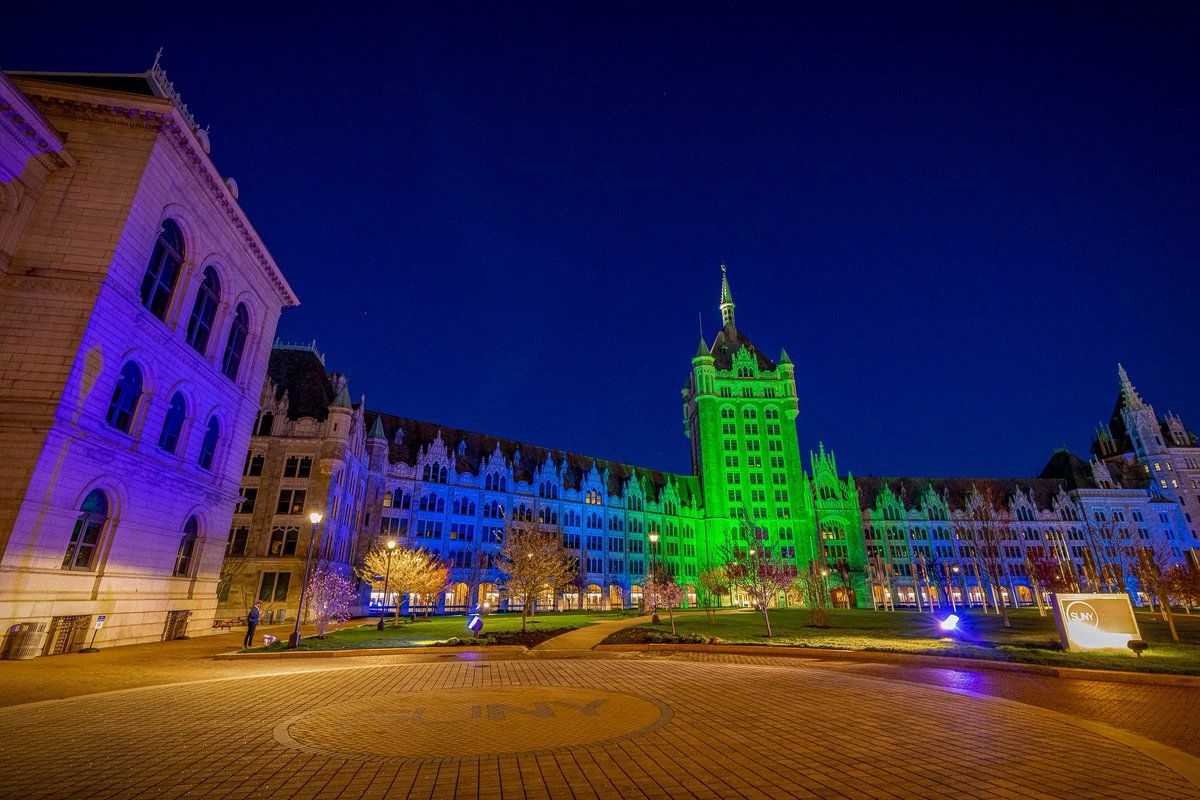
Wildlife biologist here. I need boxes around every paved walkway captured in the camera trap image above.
[531,613,654,652]
[2,620,1199,798]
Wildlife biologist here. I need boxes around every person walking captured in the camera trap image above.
[244,601,262,648]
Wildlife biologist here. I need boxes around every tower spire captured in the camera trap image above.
[1117,363,1146,411]
[719,264,736,329]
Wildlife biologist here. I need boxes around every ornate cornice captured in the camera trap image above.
[26,91,298,309]
[0,73,72,181]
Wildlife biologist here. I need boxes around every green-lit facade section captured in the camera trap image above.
[681,268,868,605]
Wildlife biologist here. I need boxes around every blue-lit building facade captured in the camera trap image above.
[220,275,1200,619]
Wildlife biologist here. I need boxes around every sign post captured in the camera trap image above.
[81,614,107,653]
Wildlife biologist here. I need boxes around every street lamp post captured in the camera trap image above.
[378,538,397,630]
[952,563,967,608]
[288,511,323,648]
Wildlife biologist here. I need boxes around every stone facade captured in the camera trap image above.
[216,343,370,622]
[231,269,1198,619]
[0,68,297,652]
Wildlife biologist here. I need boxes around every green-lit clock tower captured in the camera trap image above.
[682,266,868,605]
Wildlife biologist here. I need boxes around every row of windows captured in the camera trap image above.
[139,219,252,381]
[65,490,198,577]
[107,361,221,470]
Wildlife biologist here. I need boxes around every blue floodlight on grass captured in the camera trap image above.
[939,614,960,632]
[467,615,483,633]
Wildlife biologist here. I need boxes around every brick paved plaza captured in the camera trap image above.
[1,625,1199,799]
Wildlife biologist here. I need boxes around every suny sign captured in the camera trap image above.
[1051,592,1141,651]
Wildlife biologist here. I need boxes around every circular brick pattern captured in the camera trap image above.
[275,685,671,760]
[0,656,1196,798]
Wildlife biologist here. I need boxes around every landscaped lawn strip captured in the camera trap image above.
[612,607,1200,675]
[245,609,634,652]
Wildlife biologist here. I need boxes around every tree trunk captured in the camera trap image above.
[762,604,773,637]
[1160,593,1180,642]
[669,606,676,635]
[520,602,528,632]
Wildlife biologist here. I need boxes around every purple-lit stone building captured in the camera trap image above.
[0,67,296,652]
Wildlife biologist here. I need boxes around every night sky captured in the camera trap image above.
[6,2,1198,479]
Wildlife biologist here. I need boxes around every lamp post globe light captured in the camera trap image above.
[647,532,660,623]
[288,511,323,648]
[378,538,397,631]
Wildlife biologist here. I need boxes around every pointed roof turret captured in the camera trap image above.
[719,264,736,329]
[695,336,710,358]
[366,415,385,440]
[1116,363,1147,412]
[330,384,352,410]
[779,348,792,365]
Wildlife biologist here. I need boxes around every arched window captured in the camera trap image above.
[106,362,143,433]
[174,516,199,576]
[221,303,250,380]
[743,408,757,419]
[139,219,185,320]
[158,392,187,454]
[185,267,221,354]
[198,416,220,470]
[256,412,273,436]
[62,490,108,571]
[720,407,735,419]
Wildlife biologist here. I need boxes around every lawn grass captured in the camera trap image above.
[624,607,1200,675]
[245,609,634,652]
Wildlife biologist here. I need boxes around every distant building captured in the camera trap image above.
[0,65,297,653]
[218,343,370,622]
[228,269,1198,621]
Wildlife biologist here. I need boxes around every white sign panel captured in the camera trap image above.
[1051,593,1140,651]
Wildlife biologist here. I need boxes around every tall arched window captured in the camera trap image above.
[185,267,221,354]
[139,219,185,320]
[158,392,187,454]
[198,416,220,470]
[106,362,143,434]
[221,303,250,380]
[62,490,108,571]
[174,516,199,576]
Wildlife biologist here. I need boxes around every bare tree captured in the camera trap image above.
[217,556,259,615]
[792,561,832,627]
[1167,561,1200,613]
[828,556,860,609]
[302,562,356,637]
[720,521,798,637]
[645,563,685,635]
[462,537,490,615]
[1126,540,1180,642]
[357,541,443,625]
[413,556,450,618]
[696,566,729,621]
[1078,511,1131,594]
[1025,555,1071,616]
[969,486,1014,628]
[496,516,575,632]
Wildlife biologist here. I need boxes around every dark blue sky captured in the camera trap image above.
[7,2,1199,478]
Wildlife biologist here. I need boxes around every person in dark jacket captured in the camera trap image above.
[244,601,262,648]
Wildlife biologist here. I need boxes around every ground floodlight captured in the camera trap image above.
[940,614,960,632]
